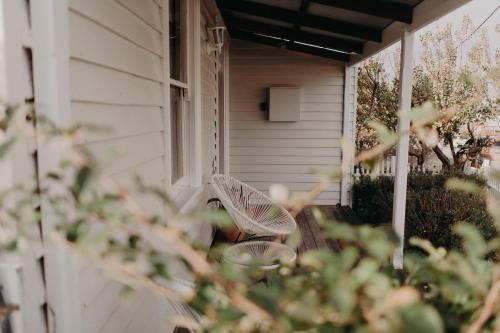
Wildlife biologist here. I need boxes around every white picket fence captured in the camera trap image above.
[352,156,439,179]
[478,160,500,200]
[353,156,500,200]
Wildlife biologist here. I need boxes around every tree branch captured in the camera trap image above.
[432,145,452,170]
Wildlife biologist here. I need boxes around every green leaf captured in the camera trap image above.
[0,137,16,159]
[368,121,398,146]
[407,102,438,124]
[454,223,488,257]
[445,178,484,195]
[399,304,444,333]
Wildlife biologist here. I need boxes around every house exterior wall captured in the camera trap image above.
[0,2,48,332]
[67,1,170,332]
[229,40,345,205]
[200,4,219,183]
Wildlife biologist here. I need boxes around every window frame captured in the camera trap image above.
[167,0,191,192]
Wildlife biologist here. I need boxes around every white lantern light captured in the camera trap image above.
[207,18,226,54]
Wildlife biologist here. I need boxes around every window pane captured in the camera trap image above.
[170,86,184,183]
[169,0,182,80]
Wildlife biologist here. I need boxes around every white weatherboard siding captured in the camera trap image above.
[341,66,358,206]
[201,6,219,183]
[229,40,344,205]
[0,1,48,332]
[68,0,170,332]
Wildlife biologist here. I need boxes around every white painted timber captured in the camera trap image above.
[69,0,162,55]
[392,29,415,270]
[31,0,83,331]
[69,59,163,106]
[68,11,162,82]
[229,40,344,205]
[0,0,48,332]
[66,0,172,331]
[200,7,219,183]
[341,65,358,206]
[115,0,162,31]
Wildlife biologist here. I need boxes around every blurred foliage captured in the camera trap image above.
[0,99,498,333]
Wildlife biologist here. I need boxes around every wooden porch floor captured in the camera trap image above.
[174,205,361,333]
[295,205,362,254]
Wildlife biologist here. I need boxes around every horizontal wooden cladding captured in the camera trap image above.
[232,172,329,183]
[230,111,342,121]
[231,147,340,157]
[301,102,343,112]
[231,97,343,111]
[230,129,342,139]
[230,155,341,165]
[229,69,344,84]
[229,41,343,204]
[115,0,162,31]
[231,172,342,184]
[69,0,162,55]
[69,12,162,82]
[73,102,163,144]
[230,120,342,130]
[81,132,164,176]
[230,102,343,113]
[229,87,344,101]
[230,138,340,148]
[233,180,340,192]
[231,163,339,174]
[70,60,163,106]
[228,72,344,84]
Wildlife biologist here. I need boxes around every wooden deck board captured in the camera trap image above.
[295,205,359,254]
[175,205,360,332]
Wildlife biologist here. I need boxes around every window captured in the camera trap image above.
[169,0,182,81]
[170,86,184,183]
[169,0,188,186]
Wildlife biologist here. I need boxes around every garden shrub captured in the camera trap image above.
[352,172,496,250]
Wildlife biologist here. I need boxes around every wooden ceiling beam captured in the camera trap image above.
[229,29,351,62]
[287,0,311,47]
[222,13,363,54]
[310,0,413,23]
[217,0,382,42]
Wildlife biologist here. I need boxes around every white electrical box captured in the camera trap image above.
[269,87,300,122]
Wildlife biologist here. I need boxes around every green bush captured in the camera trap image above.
[352,172,496,250]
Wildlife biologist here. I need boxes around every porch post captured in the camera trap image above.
[31,0,83,331]
[392,28,415,269]
[341,65,357,206]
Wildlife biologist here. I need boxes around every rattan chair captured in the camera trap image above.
[211,174,296,237]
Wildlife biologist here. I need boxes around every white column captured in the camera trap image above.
[341,65,357,206]
[31,0,83,331]
[392,29,415,269]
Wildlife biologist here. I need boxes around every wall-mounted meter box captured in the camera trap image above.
[269,87,300,122]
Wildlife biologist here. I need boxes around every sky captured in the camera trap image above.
[378,0,500,77]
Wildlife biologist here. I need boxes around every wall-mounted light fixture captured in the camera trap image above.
[206,17,226,54]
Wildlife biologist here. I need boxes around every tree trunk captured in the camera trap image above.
[447,135,459,166]
[432,145,452,170]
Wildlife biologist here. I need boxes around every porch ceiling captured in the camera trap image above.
[217,0,424,61]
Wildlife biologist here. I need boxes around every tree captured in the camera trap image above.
[356,58,428,165]
[418,16,498,170]
[356,16,499,170]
